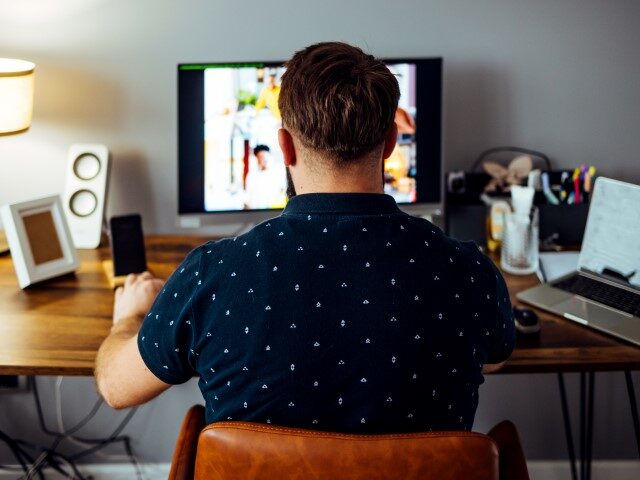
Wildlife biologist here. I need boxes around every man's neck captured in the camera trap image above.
[293,179,384,195]
[291,157,385,195]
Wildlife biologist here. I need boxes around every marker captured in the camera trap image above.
[560,171,569,203]
[541,172,559,205]
[584,166,596,194]
[572,168,581,204]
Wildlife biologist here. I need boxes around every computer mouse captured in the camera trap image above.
[514,307,541,334]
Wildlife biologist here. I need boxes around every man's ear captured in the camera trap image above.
[382,123,398,160]
[278,128,297,167]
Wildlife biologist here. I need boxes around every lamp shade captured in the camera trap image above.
[0,58,35,135]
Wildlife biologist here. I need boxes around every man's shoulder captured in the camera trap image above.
[404,214,494,273]
[199,216,283,252]
[180,238,235,266]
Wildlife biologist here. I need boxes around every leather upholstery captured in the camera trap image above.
[488,420,531,480]
[195,422,499,480]
[169,406,530,480]
[168,405,205,480]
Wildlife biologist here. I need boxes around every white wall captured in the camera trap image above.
[1,0,639,464]
[1,0,640,232]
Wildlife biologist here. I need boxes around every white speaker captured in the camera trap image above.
[63,144,110,249]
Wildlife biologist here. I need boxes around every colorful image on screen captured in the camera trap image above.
[203,63,417,212]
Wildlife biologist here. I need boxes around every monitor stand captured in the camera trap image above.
[178,202,444,237]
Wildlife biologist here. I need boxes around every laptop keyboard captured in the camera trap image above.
[553,274,640,317]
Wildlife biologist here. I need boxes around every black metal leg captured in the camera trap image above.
[558,373,578,480]
[586,372,595,480]
[580,372,586,480]
[624,371,640,458]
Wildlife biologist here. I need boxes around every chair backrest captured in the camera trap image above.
[194,421,499,480]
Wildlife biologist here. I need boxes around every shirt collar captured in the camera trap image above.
[282,193,402,215]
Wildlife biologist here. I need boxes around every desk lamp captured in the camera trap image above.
[0,58,35,253]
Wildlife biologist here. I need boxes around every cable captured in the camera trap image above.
[20,377,95,477]
[28,377,142,479]
[51,376,141,473]
[0,377,106,479]
[70,407,138,460]
[21,444,83,480]
[54,376,119,455]
[0,429,29,474]
[1,429,52,479]
[19,435,86,480]
[6,437,54,480]
[123,436,144,480]
[31,377,102,438]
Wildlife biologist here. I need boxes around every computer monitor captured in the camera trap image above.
[177,58,443,229]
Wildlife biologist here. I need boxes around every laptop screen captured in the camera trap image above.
[578,177,640,290]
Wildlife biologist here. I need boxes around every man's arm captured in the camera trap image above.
[482,261,517,371]
[482,361,507,374]
[95,273,171,409]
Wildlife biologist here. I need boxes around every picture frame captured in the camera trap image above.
[0,195,79,288]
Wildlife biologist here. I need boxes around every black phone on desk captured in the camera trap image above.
[109,214,147,276]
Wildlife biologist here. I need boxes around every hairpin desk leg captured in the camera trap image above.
[586,372,595,480]
[558,373,578,480]
[624,371,640,458]
[580,372,586,480]
[578,373,596,480]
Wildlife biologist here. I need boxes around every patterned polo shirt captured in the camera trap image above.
[138,193,515,433]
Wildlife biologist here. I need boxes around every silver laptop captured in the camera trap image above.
[517,177,640,346]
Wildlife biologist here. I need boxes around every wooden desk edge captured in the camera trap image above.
[0,365,96,376]
[2,235,640,376]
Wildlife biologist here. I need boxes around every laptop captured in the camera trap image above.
[517,177,640,347]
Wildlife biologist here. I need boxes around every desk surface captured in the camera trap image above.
[1,235,639,376]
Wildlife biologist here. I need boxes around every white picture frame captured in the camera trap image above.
[0,195,79,289]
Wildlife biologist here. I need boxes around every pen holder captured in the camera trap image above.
[501,207,539,275]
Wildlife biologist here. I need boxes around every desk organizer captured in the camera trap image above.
[446,171,590,248]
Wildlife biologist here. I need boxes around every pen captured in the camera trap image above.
[560,171,569,203]
[541,172,559,205]
[584,166,596,200]
[572,168,581,204]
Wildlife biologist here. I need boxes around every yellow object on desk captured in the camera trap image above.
[102,259,127,289]
[0,229,8,253]
[486,200,511,253]
[102,259,157,289]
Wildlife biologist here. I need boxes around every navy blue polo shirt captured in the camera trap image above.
[138,193,515,432]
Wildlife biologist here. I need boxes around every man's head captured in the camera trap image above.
[254,144,270,170]
[278,42,400,195]
[267,73,277,89]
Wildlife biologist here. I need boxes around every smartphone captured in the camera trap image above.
[109,214,147,276]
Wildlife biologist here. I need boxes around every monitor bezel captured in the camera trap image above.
[177,57,443,216]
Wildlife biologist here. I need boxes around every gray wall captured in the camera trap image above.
[1,0,639,464]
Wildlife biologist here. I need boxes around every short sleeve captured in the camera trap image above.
[137,247,203,384]
[485,261,516,364]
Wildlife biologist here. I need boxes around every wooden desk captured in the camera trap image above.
[1,235,640,376]
[0,236,206,376]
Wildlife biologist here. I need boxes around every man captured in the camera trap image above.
[244,145,288,209]
[96,42,515,433]
[255,71,281,119]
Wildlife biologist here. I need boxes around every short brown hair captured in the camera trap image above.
[279,42,400,162]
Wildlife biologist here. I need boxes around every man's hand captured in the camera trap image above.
[113,272,164,325]
[96,271,170,409]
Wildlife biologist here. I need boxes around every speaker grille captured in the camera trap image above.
[73,153,101,180]
[69,189,98,217]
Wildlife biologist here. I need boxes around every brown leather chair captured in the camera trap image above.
[169,405,530,480]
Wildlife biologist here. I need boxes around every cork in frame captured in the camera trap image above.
[0,195,79,288]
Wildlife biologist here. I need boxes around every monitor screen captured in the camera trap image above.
[178,58,442,214]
